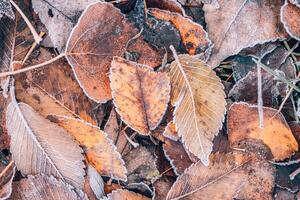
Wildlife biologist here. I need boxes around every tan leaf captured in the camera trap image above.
[6,101,85,189]
[166,152,275,200]
[110,57,170,135]
[52,115,127,181]
[15,48,99,125]
[203,0,287,67]
[107,189,150,200]
[163,121,179,141]
[227,102,298,161]
[11,175,80,200]
[169,54,226,166]
[281,1,300,40]
[65,2,162,103]
[149,8,212,57]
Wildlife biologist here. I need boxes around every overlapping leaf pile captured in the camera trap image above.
[0,0,300,199]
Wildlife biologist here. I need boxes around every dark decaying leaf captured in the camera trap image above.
[110,57,170,135]
[149,8,212,58]
[203,0,287,67]
[11,175,81,200]
[281,0,300,40]
[166,151,275,200]
[274,188,296,200]
[65,2,162,103]
[163,138,195,175]
[153,176,176,200]
[6,101,85,189]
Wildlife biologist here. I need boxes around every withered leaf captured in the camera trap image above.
[153,176,176,200]
[146,0,186,15]
[169,54,226,166]
[65,2,162,103]
[0,0,14,19]
[52,115,127,181]
[110,57,170,135]
[107,189,150,200]
[15,48,99,125]
[6,101,85,189]
[11,175,80,200]
[163,138,194,175]
[203,0,287,67]
[149,8,212,57]
[281,1,300,40]
[227,102,298,161]
[104,109,131,156]
[166,152,275,200]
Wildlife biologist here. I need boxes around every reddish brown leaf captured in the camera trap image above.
[281,1,300,40]
[66,2,162,103]
[107,189,150,200]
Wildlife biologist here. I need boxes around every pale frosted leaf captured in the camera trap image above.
[11,175,80,200]
[6,102,85,189]
[0,0,14,20]
[203,0,287,67]
[87,165,105,200]
[169,54,226,166]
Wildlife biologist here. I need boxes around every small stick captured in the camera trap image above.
[0,161,14,179]
[9,0,42,44]
[289,167,300,180]
[257,59,264,128]
[22,32,46,64]
[123,131,139,148]
[0,53,65,78]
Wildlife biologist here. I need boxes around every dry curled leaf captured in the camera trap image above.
[110,57,170,135]
[203,0,287,67]
[15,48,99,125]
[149,8,212,57]
[166,152,275,200]
[227,102,298,161]
[52,115,127,181]
[65,2,161,103]
[281,1,300,40]
[107,189,150,200]
[169,54,226,166]
[11,175,80,200]
[6,101,85,189]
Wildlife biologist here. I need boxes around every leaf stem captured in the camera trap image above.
[0,53,65,78]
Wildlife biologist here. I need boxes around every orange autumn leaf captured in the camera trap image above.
[110,57,170,135]
[227,102,298,161]
[108,189,150,200]
[52,115,127,181]
[149,8,212,57]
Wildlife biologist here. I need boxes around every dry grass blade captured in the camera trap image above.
[166,152,275,200]
[11,175,80,200]
[6,101,85,189]
[169,48,226,166]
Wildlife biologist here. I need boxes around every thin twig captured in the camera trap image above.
[0,53,65,78]
[22,32,46,64]
[9,0,42,44]
[257,59,264,128]
[289,167,300,180]
[123,131,139,148]
[0,161,14,179]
